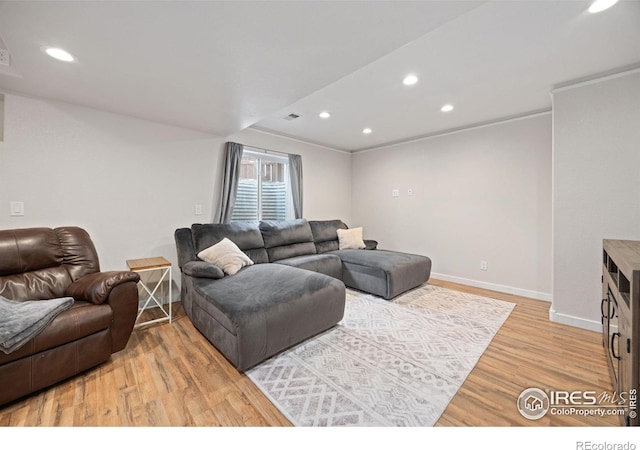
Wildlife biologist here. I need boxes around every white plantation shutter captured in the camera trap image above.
[233,179,259,221]
[261,181,287,220]
[231,149,291,222]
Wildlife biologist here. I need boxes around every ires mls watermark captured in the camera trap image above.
[517,387,637,420]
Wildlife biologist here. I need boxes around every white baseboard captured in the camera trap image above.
[548,307,602,333]
[425,273,604,333]
[430,272,552,302]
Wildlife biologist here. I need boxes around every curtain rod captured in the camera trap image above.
[243,144,290,157]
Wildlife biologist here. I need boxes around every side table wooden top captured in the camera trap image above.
[126,256,171,271]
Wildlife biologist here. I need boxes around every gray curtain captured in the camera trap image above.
[288,154,303,219]
[214,142,243,223]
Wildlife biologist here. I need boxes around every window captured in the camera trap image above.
[232,149,292,221]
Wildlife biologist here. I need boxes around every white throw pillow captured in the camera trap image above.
[337,227,366,250]
[197,237,254,276]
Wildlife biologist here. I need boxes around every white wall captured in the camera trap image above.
[351,114,552,300]
[0,94,4,141]
[0,93,224,275]
[551,70,640,331]
[0,93,352,293]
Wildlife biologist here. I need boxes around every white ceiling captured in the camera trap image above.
[1,1,639,152]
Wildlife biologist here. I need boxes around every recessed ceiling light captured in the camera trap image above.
[362,128,372,134]
[319,111,331,119]
[440,104,454,112]
[43,47,75,62]
[588,0,618,13]
[403,74,418,86]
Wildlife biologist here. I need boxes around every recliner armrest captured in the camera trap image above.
[65,271,140,305]
[182,261,225,279]
[364,240,378,250]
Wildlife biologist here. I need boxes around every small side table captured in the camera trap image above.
[126,256,172,328]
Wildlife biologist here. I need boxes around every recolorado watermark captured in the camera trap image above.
[576,442,636,450]
[517,387,637,420]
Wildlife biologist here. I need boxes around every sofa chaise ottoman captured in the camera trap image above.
[333,249,430,300]
[190,263,344,371]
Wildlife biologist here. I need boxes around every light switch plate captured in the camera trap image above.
[10,201,24,216]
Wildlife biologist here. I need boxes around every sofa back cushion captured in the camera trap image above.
[259,219,316,262]
[309,220,348,254]
[191,222,268,264]
[0,227,100,300]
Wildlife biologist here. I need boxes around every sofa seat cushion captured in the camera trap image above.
[191,263,345,371]
[0,300,112,365]
[275,254,343,280]
[331,249,431,300]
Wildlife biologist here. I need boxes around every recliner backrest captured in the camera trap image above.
[259,219,316,262]
[309,220,348,254]
[0,227,100,300]
[191,222,269,264]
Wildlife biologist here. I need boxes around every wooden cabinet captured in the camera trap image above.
[602,239,639,426]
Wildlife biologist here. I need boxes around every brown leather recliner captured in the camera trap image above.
[0,226,140,406]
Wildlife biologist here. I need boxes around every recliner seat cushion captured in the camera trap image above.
[275,254,343,280]
[0,300,112,365]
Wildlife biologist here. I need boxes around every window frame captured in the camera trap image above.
[232,148,292,222]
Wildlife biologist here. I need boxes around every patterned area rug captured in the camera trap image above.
[246,284,515,426]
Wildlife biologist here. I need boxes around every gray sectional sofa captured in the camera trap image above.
[174,219,431,371]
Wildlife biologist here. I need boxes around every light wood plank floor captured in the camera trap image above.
[0,279,618,427]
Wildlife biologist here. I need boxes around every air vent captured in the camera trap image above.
[283,113,300,121]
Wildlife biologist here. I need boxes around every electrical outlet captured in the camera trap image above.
[0,48,10,67]
[194,204,203,216]
[392,189,399,198]
[480,260,488,271]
